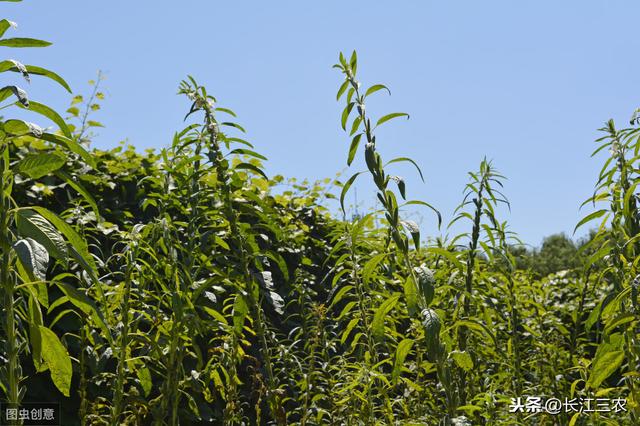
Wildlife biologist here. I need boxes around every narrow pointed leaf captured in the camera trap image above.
[0,38,51,48]
[376,112,409,127]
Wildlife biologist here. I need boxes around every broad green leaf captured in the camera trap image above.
[29,206,94,269]
[0,38,51,48]
[16,209,67,263]
[3,118,35,135]
[13,238,48,280]
[362,252,387,283]
[449,350,474,371]
[137,366,152,397]
[392,339,414,382]
[587,350,624,389]
[39,326,72,396]
[371,294,400,341]
[17,152,65,179]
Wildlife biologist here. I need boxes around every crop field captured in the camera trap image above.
[0,2,639,425]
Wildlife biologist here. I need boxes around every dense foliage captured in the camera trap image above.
[0,3,639,425]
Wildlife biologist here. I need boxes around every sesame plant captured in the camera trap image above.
[2,2,640,425]
[0,1,106,419]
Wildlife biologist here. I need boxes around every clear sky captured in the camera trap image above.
[6,1,639,246]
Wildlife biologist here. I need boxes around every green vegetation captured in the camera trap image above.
[0,3,639,425]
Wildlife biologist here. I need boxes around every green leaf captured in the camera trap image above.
[365,84,391,98]
[349,116,362,137]
[13,238,49,280]
[28,294,44,371]
[371,294,400,341]
[341,317,360,345]
[604,313,635,334]
[341,102,355,131]
[3,118,34,135]
[587,349,624,389]
[18,100,72,137]
[403,276,419,317]
[17,152,65,179]
[347,134,362,166]
[574,209,608,234]
[25,65,71,92]
[234,162,268,180]
[215,107,237,117]
[0,59,28,81]
[30,206,97,274]
[136,366,152,397]
[39,326,72,396]
[376,112,409,127]
[385,157,425,182]
[221,121,245,133]
[336,80,349,101]
[16,210,68,264]
[0,38,51,48]
[228,148,268,161]
[38,133,96,168]
[392,339,414,383]
[0,85,28,106]
[54,281,110,342]
[340,171,363,213]
[449,350,474,371]
[362,252,388,283]
[403,200,442,227]
[232,293,249,334]
[0,19,17,38]
[585,299,603,331]
[55,170,99,217]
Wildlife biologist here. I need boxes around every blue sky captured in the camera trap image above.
[6,1,639,246]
